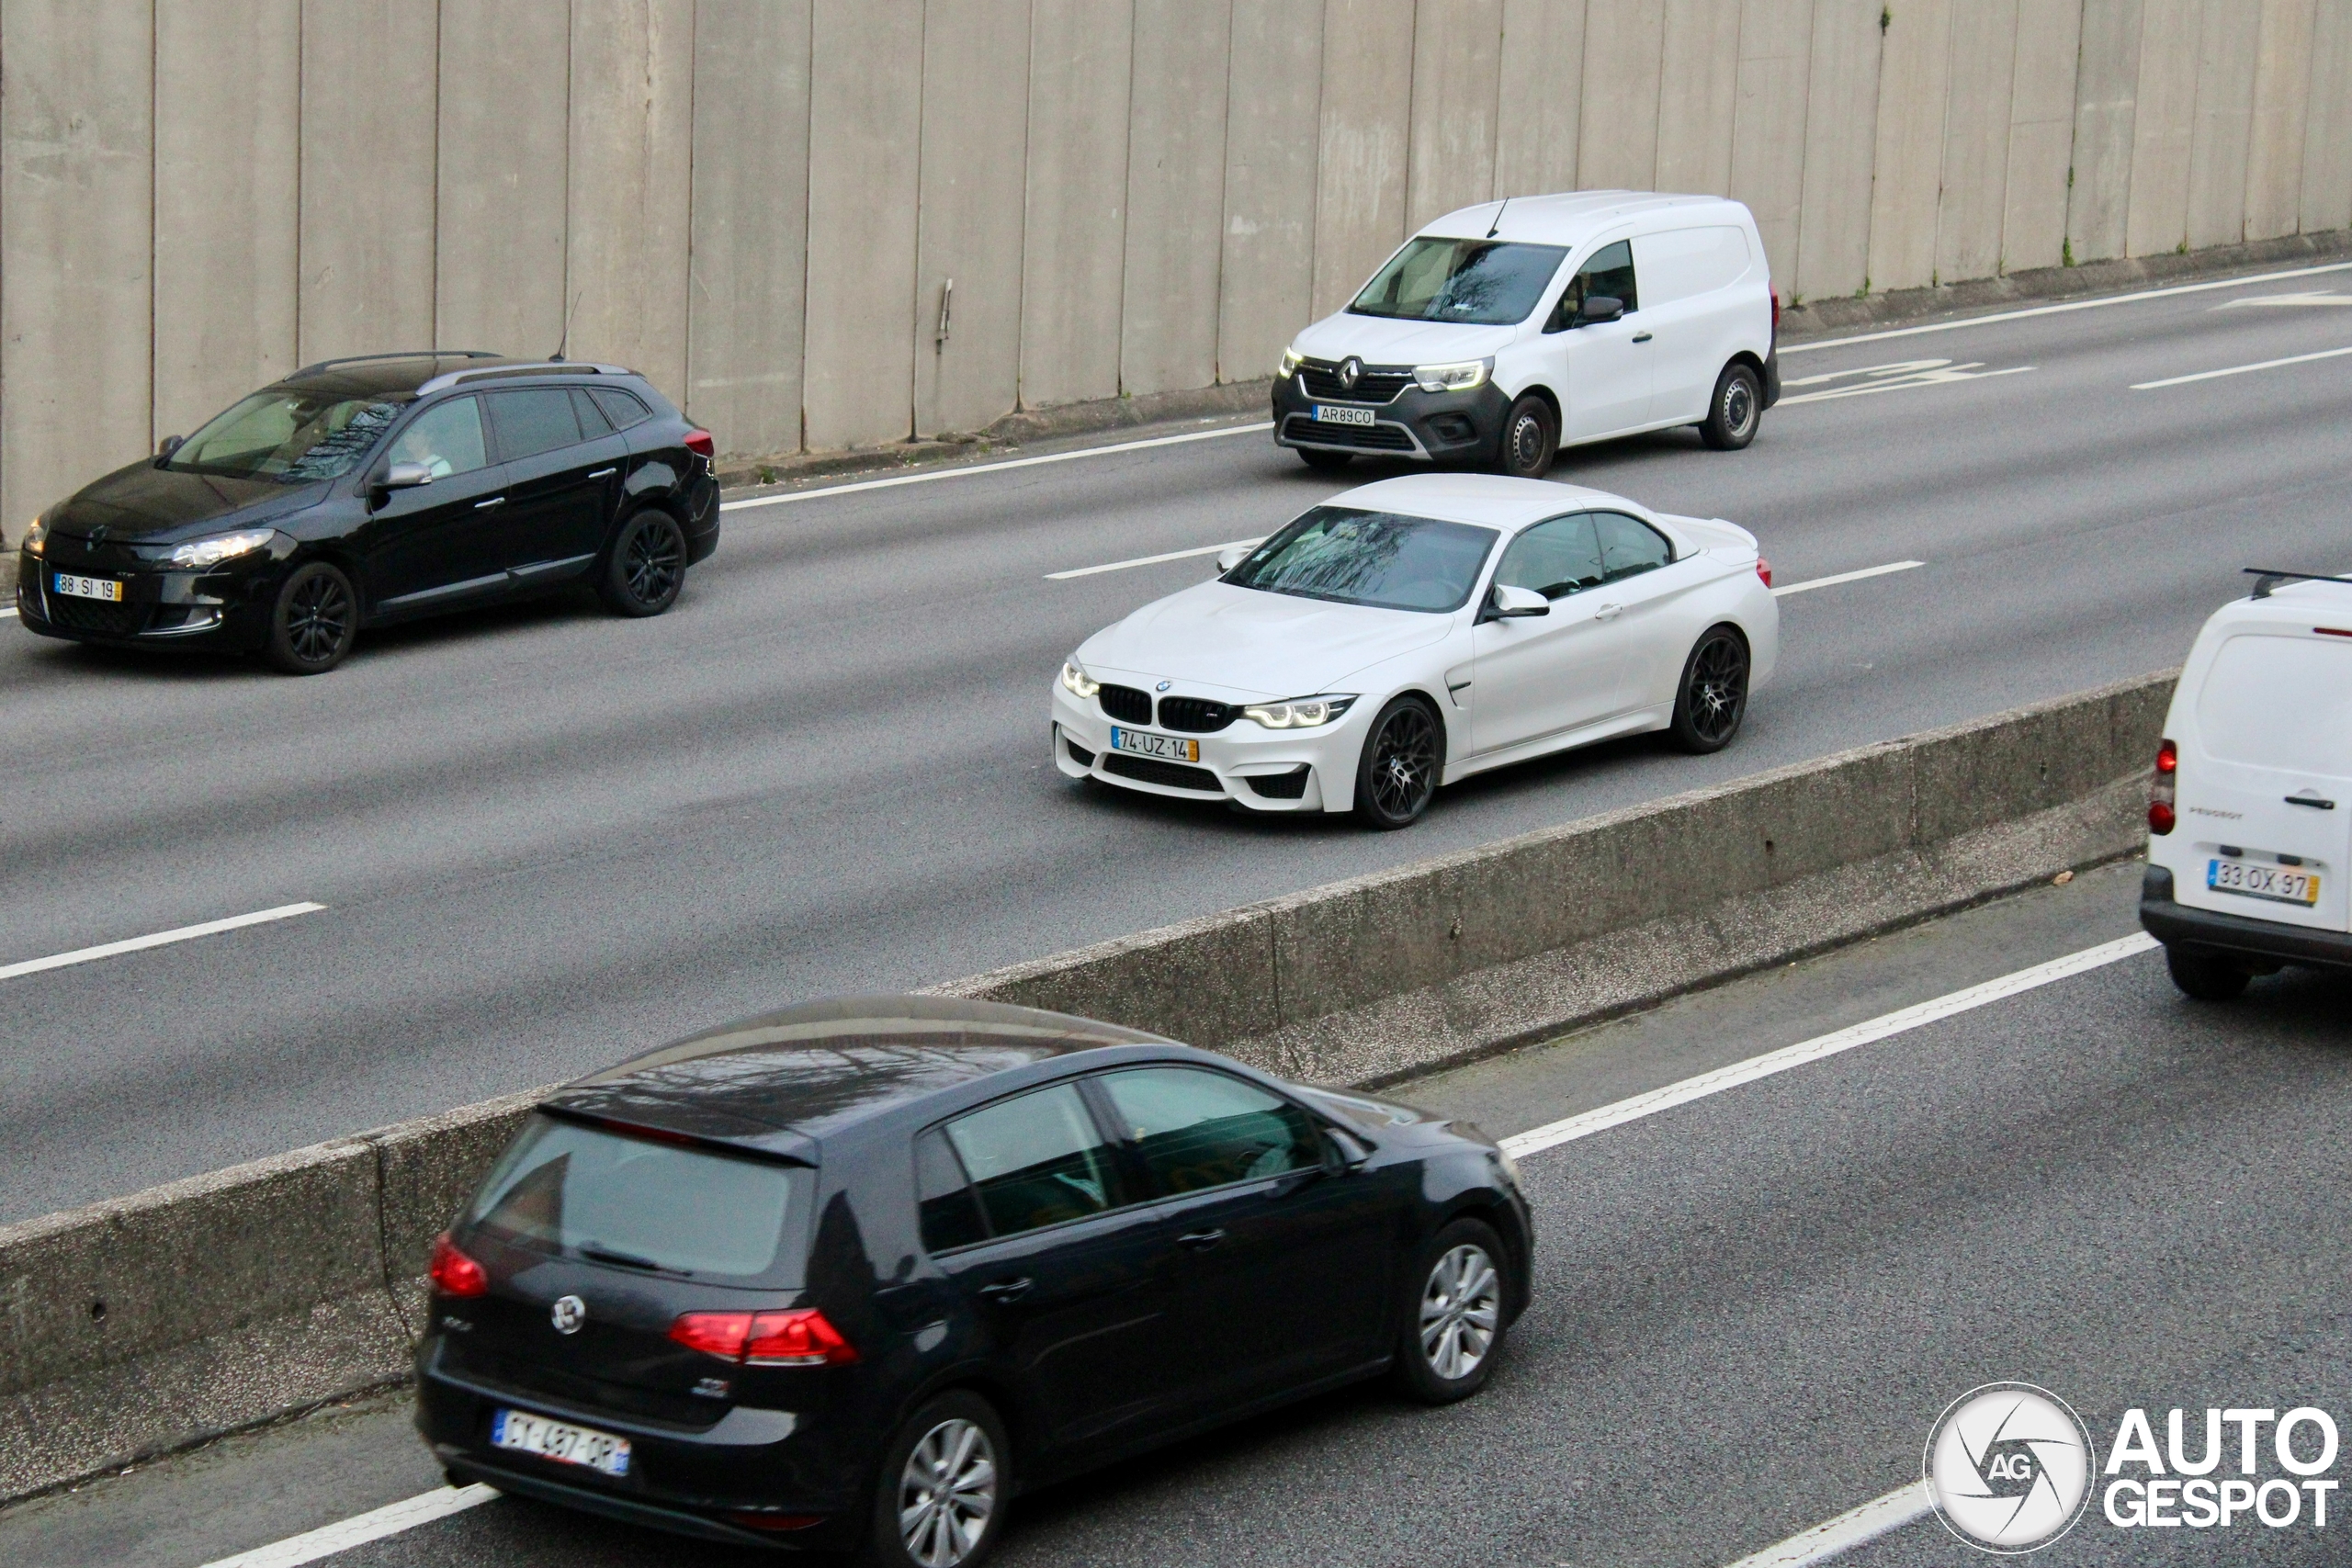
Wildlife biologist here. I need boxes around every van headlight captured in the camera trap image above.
[1279,347,1306,379]
[1412,359,1490,393]
[1242,694,1356,729]
[167,528,277,570]
[1059,660,1100,699]
[21,517,47,557]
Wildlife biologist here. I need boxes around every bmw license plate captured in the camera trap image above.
[1313,405,1375,427]
[2208,857,2320,907]
[1111,727,1200,763]
[491,1408,632,1476]
[52,573,125,603]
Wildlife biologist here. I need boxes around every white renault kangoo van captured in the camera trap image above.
[2142,570,2352,998]
[1273,192,1778,478]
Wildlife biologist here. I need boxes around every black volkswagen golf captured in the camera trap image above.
[417,996,1532,1564]
[15,352,718,673]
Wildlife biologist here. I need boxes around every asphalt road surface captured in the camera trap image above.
[6,261,2352,1222]
[10,860,2351,1567]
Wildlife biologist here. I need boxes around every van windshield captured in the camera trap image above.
[1349,238,1567,326]
[465,1114,803,1280]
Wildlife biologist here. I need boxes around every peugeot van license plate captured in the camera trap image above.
[1110,728,1200,763]
[52,573,124,603]
[491,1408,632,1476]
[1312,405,1375,427]
[2208,857,2320,907]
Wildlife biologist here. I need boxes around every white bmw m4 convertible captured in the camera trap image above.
[1050,474,1778,829]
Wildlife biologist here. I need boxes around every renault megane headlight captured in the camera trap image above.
[1059,660,1101,699]
[1242,694,1357,729]
[21,517,47,557]
[1411,359,1490,393]
[167,528,276,570]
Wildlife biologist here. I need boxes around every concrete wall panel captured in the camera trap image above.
[1867,0,1952,292]
[2125,0,2199,254]
[2067,0,2142,262]
[1310,0,1416,317]
[298,2,439,365]
[1,0,153,541]
[2243,0,2316,240]
[1577,0,1665,188]
[914,0,1031,436]
[2001,0,2083,272]
[2186,0,2258,248]
[1494,0,1589,198]
[1020,0,1133,409]
[436,0,571,357]
[2304,0,2352,232]
[1656,0,1743,197]
[684,0,812,457]
[153,1,300,441]
[1729,0,1815,286]
[1792,0,1881,301]
[802,0,922,449]
[1122,0,1234,397]
[1218,0,1324,383]
[567,0,695,402]
[1935,0,2018,285]
[1407,0,1506,229]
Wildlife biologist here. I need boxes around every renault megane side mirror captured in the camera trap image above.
[1483,583,1550,622]
[382,462,435,490]
[155,434,184,459]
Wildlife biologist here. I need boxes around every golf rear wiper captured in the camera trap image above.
[579,1244,673,1274]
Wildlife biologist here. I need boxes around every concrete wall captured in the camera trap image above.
[2,4,2346,539]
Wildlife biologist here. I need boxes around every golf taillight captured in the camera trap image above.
[684,429,715,458]
[429,1233,487,1298]
[2149,739,2177,834]
[1756,557,1773,588]
[670,1308,857,1366]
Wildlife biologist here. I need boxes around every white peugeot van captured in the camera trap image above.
[2142,570,2352,998]
[1273,191,1779,478]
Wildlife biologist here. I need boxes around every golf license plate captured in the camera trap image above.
[1312,404,1375,427]
[1110,727,1200,763]
[52,573,125,603]
[2208,857,2320,907]
[490,1408,633,1476]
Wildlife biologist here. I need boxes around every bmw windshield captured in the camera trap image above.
[1223,506,1498,614]
[1349,238,1567,325]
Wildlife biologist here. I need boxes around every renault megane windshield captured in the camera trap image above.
[1223,506,1498,613]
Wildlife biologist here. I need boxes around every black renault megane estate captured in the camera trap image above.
[416,995,1532,1564]
[15,351,718,673]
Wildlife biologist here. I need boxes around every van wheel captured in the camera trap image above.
[2165,945,2250,1001]
[1699,362,1762,450]
[1495,394,1557,478]
[1298,448,1353,472]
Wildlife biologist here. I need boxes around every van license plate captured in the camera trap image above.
[1312,405,1375,427]
[53,573,125,603]
[1110,728,1199,763]
[2208,858,2320,907]
[491,1408,632,1476]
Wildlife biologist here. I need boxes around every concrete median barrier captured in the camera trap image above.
[0,671,2173,1499]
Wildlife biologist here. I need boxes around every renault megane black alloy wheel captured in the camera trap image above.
[265,560,357,674]
[600,509,688,616]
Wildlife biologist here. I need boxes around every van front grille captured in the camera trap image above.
[1295,363,1413,403]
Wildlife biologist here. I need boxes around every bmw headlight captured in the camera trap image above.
[1411,358,1490,393]
[1059,660,1101,699]
[21,517,47,557]
[1279,347,1306,379]
[167,528,277,570]
[1241,694,1356,729]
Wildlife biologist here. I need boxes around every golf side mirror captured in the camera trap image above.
[1324,1126,1372,1173]
[1483,582,1550,622]
[1216,544,1253,573]
[381,462,435,490]
[1577,295,1626,327]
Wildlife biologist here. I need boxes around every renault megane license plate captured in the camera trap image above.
[2208,857,2320,906]
[53,573,125,603]
[1312,405,1375,427]
[1111,728,1200,763]
[491,1408,633,1476]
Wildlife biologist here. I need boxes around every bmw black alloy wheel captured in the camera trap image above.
[1359,698,1441,828]
[1673,627,1750,751]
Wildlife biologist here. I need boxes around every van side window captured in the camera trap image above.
[913,1128,989,1253]
[1553,240,1638,329]
[1494,514,1604,599]
[1594,512,1672,580]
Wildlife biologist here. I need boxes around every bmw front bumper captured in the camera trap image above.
[1050,680,1370,813]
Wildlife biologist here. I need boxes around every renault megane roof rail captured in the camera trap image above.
[2245,568,2352,599]
[414,360,633,396]
[292,349,503,377]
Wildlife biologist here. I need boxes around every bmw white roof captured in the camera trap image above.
[1329,473,1656,530]
[1417,191,1745,249]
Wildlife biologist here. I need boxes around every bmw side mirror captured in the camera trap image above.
[381,462,435,490]
[1481,583,1550,622]
[155,434,183,459]
[1216,544,1252,573]
[1577,295,1625,327]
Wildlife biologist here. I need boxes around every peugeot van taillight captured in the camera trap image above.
[2149,739,2177,834]
[429,1233,488,1298]
[670,1308,858,1366]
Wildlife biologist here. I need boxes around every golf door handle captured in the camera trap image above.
[1631,331,1653,343]
[473,496,505,510]
[977,1277,1033,1302]
[587,467,618,479]
[1594,603,1623,620]
[1177,1229,1227,1250]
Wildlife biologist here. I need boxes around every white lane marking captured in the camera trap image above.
[1046,536,1266,581]
[198,1483,497,1568]
[1780,259,2352,354]
[0,902,326,984]
[718,421,1276,513]
[1,604,17,618]
[1771,560,1925,597]
[1499,932,2159,1159]
[1720,1485,1932,1568]
[2213,290,2352,308]
[1776,358,2034,405]
[2131,344,2352,389]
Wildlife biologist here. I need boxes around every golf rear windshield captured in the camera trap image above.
[1224,507,1498,613]
[466,1114,803,1280]
[1349,238,1567,325]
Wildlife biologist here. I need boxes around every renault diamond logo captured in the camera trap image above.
[1339,356,1363,390]
[550,1294,586,1335]
[1155,680,1172,692]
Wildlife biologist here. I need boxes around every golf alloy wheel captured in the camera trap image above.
[896,1416,999,1568]
[1419,1241,1501,1382]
